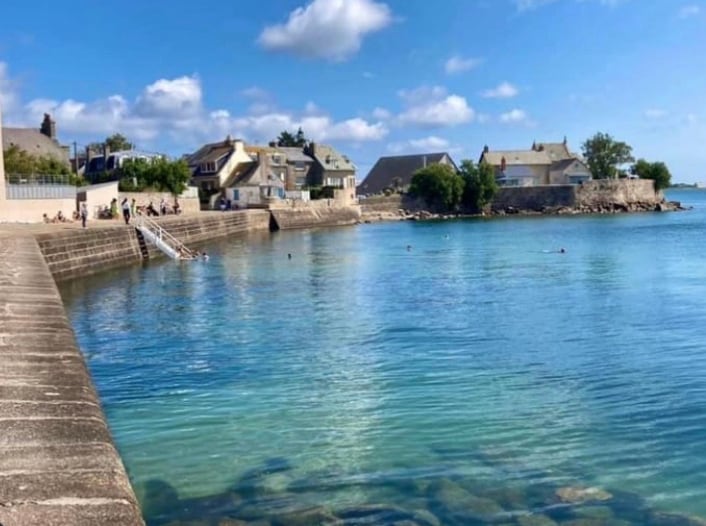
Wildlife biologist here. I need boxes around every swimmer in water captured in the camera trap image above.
[288,253,292,260]
[406,245,412,251]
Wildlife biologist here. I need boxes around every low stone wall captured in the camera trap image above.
[270,205,361,230]
[0,197,78,223]
[0,234,144,526]
[492,185,577,211]
[360,195,405,213]
[491,179,660,213]
[576,179,660,207]
[35,210,271,282]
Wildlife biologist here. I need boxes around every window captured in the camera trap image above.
[201,161,217,173]
[294,161,306,171]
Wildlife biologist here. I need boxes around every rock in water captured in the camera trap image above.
[556,486,612,504]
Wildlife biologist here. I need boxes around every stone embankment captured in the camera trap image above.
[35,210,270,281]
[270,205,361,230]
[0,234,144,526]
[360,180,686,222]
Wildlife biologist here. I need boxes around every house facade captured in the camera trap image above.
[480,138,591,187]
[188,137,357,208]
[358,152,457,195]
[188,136,252,193]
[306,143,357,191]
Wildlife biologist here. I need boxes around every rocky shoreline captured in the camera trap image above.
[360,200,688,224]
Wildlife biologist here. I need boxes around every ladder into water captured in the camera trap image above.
[134,214,196,260]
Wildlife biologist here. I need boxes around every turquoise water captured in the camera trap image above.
[60,190,706,525]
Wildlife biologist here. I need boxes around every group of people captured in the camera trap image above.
[42,211,71,224]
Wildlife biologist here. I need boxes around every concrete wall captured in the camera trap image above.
[0,197,78,223]
[35,210,271,281]
[0,234,143,526]
[78,181,119,219]
[119,190,200,215]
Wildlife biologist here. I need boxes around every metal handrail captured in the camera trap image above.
[134,214,196,259]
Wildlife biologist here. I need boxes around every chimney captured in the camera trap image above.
[532,141,537,151]
[563,135,568,145]
[40,113,56,141]
[422,155,427,168]
[500,156,507,172]
[483,145,489,154]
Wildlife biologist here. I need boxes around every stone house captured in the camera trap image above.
[305,143,357,191]
[187,136,252,193]
[480,138,591,187]
[357,152,457,195]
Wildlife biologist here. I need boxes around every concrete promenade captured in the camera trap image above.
[0,232,143,525]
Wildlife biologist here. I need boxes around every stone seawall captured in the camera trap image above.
[270,206,361,230]
[0,234,144,526]
[491,180,662,213]
[35,210,271,282]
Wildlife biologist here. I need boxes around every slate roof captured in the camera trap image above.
[2,127,69,162]
[536,142,573,162]
[482,150,552,166]
[310,144,356,172]
[275,147,314,163]
[550,157,590,173]
[358,152,454,195]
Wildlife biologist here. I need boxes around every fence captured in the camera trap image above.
[6,184,77,200]
[4,173,78,200]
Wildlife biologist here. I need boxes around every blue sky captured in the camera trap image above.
[0,0,704,181]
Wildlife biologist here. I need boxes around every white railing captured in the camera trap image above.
[134,214,195,260]
[5,183,77,199]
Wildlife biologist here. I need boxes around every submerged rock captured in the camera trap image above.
[427,478,504,522]
[648,511,706,526]
[556,486,613,504]
[269,505,341,526]
[517,514,559,526]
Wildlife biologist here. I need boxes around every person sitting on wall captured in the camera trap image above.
[146,202,159,217]
[43,213,51,224]
[56,210,66,222]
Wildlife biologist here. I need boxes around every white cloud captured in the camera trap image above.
[372,106,391,120]
[645,108,668,119]
[409,136,449,150]
[241,86,270,100]
[481,82,519,99]
[134,76,202,118]
[0,63,387,148]
[258,0,392,61]
[387,136,448,154]
[397,86,474,127]
[444,55,482,75]
[678,4,701,18]
[500,108,529,123]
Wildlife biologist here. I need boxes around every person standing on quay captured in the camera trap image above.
[80,202,88,228]
[121,198,131,225]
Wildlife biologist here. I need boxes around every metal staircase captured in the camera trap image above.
[134,214,195,260]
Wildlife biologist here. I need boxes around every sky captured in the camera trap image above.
[0,0,704,182]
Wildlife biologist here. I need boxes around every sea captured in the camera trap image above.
[59,189,706,525]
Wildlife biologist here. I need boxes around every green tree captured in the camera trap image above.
[409,163,464,211]
[3,145,71,177]
[105,133,133,152]
[276,127,308,147]
[87,133,133,154]
[460,159,498,212]
[581,132,634,179]
[116,157,191,195]
[631,159,672,191]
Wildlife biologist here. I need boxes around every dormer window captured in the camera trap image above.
[201,161,217,173]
